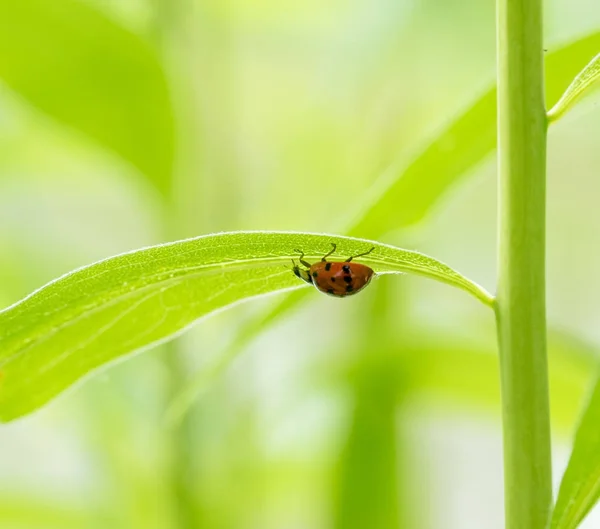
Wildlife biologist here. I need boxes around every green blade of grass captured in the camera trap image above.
[548,52,600,123]
[0,0,174,194]
[0,231,492,421]
[350,31,600,236]
[550,373,600,529]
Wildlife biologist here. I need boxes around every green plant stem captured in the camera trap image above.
[495,0,552,527]
[164,342,201,529]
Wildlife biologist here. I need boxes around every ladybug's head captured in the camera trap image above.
[291,260,313,284]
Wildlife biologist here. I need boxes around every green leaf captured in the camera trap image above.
[548,52,600,123]
[0,0,174,194]
[349,31,600,235]
[0,231,492,421]
[347,90,497,234]
[551,372,600,529]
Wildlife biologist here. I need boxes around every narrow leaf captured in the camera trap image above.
[347,90,497,234]
[548,52,600,123]
[0,0,174,194]
[551,373,600,529]
[350,31,600,235]
[0,231,492,421]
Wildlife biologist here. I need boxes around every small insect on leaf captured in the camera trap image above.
[291,243,375,297]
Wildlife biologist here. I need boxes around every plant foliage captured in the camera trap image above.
[0,231,492,421]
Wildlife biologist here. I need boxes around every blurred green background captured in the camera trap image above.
[1,0,600,527]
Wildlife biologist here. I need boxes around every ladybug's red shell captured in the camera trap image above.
[308,261,373,297]
[291,244,376,298]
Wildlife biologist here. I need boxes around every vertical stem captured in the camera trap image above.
[164,341,201,529]
[334,284,403,529]
[495,0,552,527]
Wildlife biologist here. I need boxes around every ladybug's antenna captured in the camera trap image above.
[345,246,375,263]
[294,249,311,268]
[321,243,337,262]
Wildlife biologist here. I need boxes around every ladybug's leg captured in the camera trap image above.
[321,243,337,262]
[294,249,312,268]
[291,260,301,278]
[345,246,375,262]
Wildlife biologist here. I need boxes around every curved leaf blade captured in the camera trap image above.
[0,231,492,422]
[347,90,497,234]
[349,31,600,236]
[551,373,600,529]
[0,0,174,194]
[548,52,600,123]
[545,33,600,107]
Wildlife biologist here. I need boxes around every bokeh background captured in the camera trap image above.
[1,0,600,527]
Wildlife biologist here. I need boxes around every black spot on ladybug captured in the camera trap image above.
[312,271,318,277]
[330,277,336,283]
[342,265,350,273]
[346,285,354,293]
[325,262,332,271]
[343,275,352,283]
[327,289,334,294]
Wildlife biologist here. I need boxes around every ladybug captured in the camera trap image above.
[291,243,375,297]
